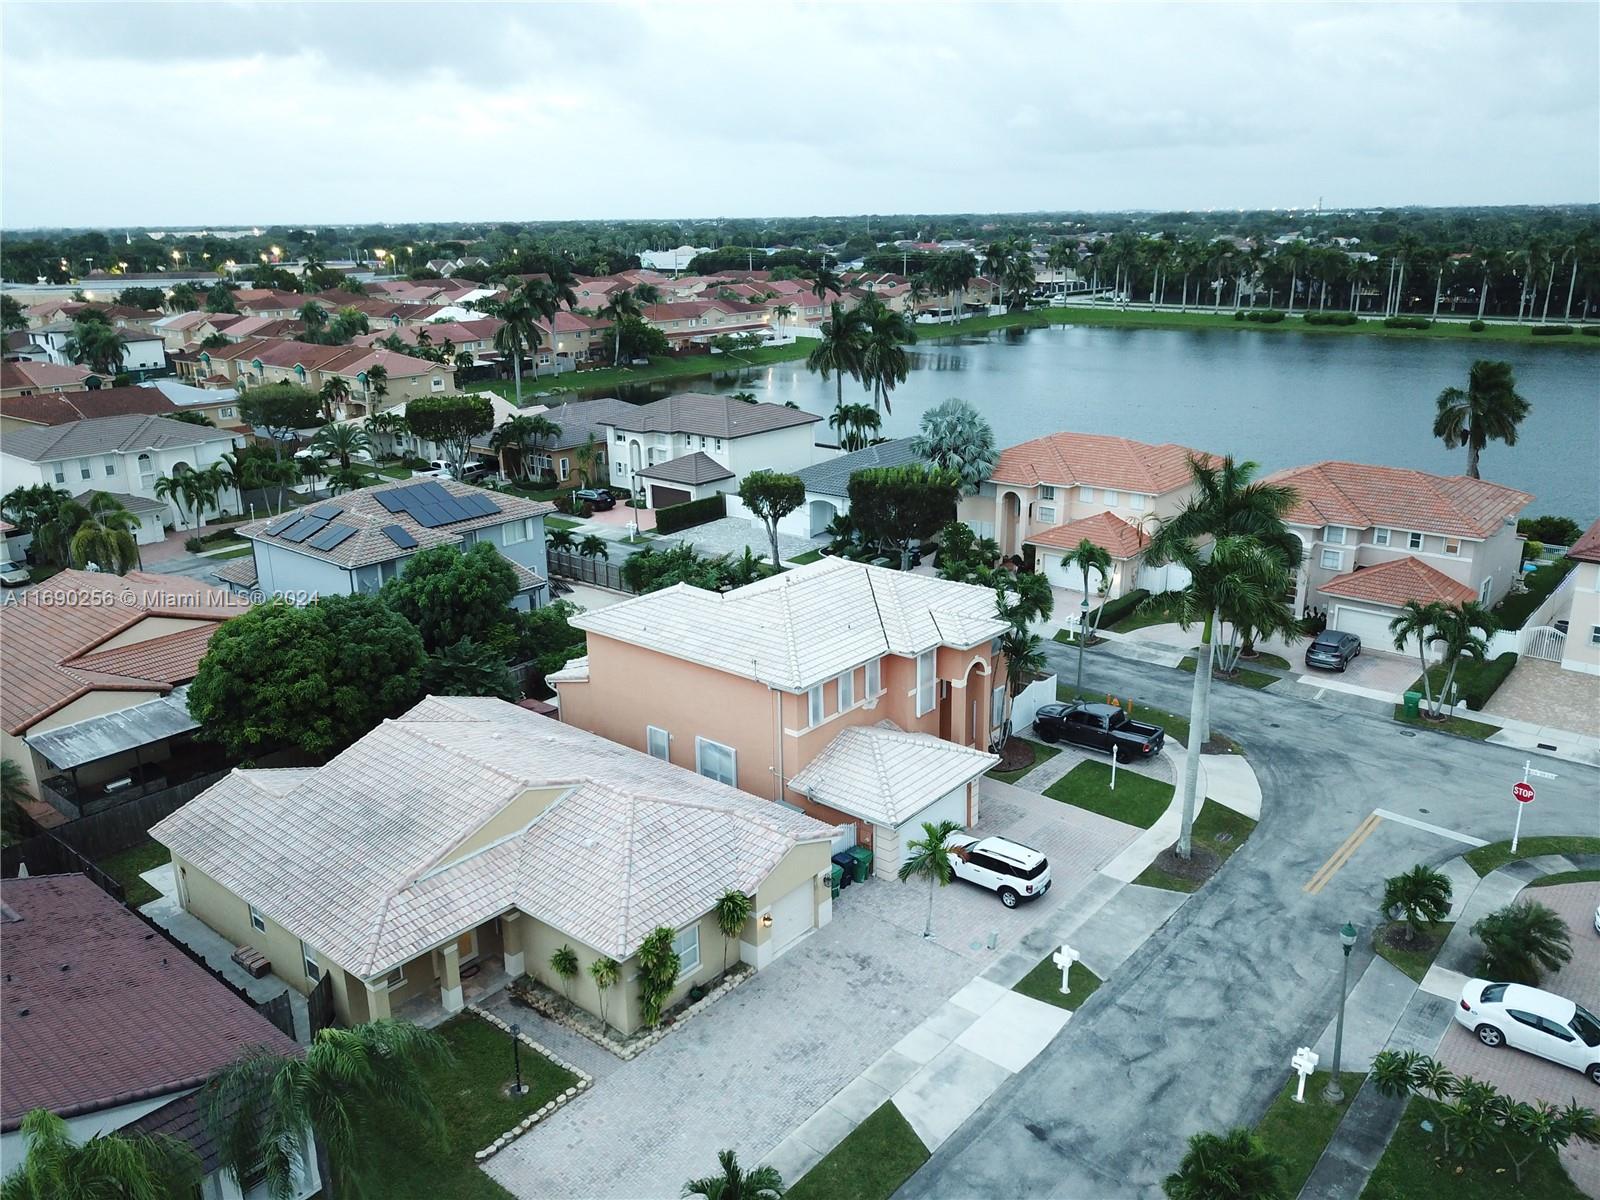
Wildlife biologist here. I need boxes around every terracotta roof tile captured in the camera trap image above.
[991,432,1215,495]
[1267,461,1532,540]
[1025,511,1151,559]
[1319,555,1476,608]
[1566,519,1600,564]
[0,386,177,426]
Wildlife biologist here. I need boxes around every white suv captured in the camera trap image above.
[1455,979,1600,1084]
[947,834,1051,908]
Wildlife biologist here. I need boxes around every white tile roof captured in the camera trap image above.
[573,558,1010,690]
[789,721,996,826]
[151,697,832,977]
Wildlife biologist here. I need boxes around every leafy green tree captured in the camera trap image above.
[166,282,199,312]
[715,890,753,975]
[1,758,37,847]
[1381,864,1453,943]
[188,595,426,758]
[421,636,519,701]
[847,464,961,569]
[897,819,963,939]
[405,394,494,478]
[204,1020,450,1200]
[1389,600,1448,716]
[1162,1127,1287,1200]
[805,301,867,413]
[1,294,27,331]
[738,470,805,569]
[681,1149,785,1200]
[116,285,167,311]
[621,544,728,594]
[382,541,518,654]
[64,318,126,374]
[909,397,998,494]
[612,314,669,360]
[1433,360,1531,479]
[205,281,238,313]
[66,491,143,572]
[1,1107,200,1200]
[1472,899,1572,985]
[514,598,587,686]
[240,384,323,457]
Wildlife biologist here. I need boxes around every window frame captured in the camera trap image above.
[1408,531,1424,550]
[1078,485,1094,502]
[1129,492,1146,511]
[1037,505,1056,524]
[991,683,1006,730]
[384,965,407,990]
[1319,548,1342,571]
[1038,484,1056,501]
[248,904,266,934]
[807,684,824,727]
[865,657,881,698]
[1373,527,1391,547]
[1323,525,1347,545]
[915,649,937,717]
[1443,537,1461,556]
[695,737,737,787]
[673,924,701,979]
[301,940,320,982]
[646,725,670,760]
[836,670,854,711]
[1591,625,1600,647]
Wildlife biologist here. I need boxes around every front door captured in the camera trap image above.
[456,930,479,965]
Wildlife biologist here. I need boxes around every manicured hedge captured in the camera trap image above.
[1383,316,1431,330]
[653,493,727,534]
[1492,556,1577,629]
[1530,324,1575,337]
[1092,587,1150,630]
[1410,652,1519,711]
[1303,311,1359,326]
[1582,325,1600,337]
[1234,309,1286,324]
[1469,319,1487,331]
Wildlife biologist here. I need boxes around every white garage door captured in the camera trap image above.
[884,787,970,873]
[1331,605,1409,657]
[767,881,815,961]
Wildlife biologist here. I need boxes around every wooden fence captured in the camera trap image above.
[548,549,634,593]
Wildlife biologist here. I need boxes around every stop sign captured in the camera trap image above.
[1512,781,1536,804]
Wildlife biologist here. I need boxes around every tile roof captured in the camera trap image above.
[237,477,553,570]
[152,697,833,975]
[794,439,926,497]
[990,431,1214,495]
[536,397,640,449]
[1319,555,1476,608]
[573,557,1009,690]
[636,451,734,486]
[1025,511,1151,559]
[0,385,178,426]
[789,721,995,826]
[1,361,97,392]
[605,392,820,439]
[0,874,297,1128]
[1267,461,1533,540]
[1,413,239,462]
[0,569,249,734]
[70,489,167,517]
[1567,519,1600,564]
[211,555,259,588]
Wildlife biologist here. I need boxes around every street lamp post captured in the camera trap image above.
[509,1022,526,1095]
[1323,922,1358,1102]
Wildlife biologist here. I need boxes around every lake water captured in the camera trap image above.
[602,326,1600,525]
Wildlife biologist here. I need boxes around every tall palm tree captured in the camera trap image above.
[1162,1127,1287,1200]
[806,302,867,415]
[319,377,351,422]
[982,241,1010,307]
[1388,600,1448,716]
[1,1107,200,1200]
[599,286,644,365]
[1047,239,1077,296]
[681,1149,785,1200]
[857,298,916,415]
[938,250,978,322]
[491,290,537,403]
[828,403,880,452]
[64,319,126,375]
[1064,538,1112,694]
[204,1020,451,1200]
[771,302,794,338]
[801,259,843,310]
[897,819,963,938]
[1433,359,1531,479]
[1427,601,1496,713]
[298,300,328,339]
[67,493,143,572]
[311,423,371,471]
[364,363,389,409]
[297,453,329,497]
[491,413,559,480]
[153,466,195,530]
[1381,864,1453,944]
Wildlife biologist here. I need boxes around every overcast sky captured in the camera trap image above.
[3,1,1596,229]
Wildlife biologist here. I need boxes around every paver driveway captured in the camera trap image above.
[484,792,1137,1199]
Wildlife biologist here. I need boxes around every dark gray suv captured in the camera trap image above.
[1305,630,1361,672]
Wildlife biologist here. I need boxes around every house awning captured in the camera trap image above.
[25,688,199,771]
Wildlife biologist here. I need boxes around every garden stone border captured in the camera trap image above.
[467,1006,594,1162]
[510,962,755,1061]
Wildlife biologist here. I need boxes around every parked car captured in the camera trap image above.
[0,560,30,587]
[458,462,496,483]
[1455,979,1600,1084]
[1033,701,1165,763]
[1304,630,1361,672]
[574,487,616,511]
[412,460,453,480]
[946,834,1051,908]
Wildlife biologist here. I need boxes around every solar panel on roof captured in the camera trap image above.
[310,504,341,519]
[263,512,302,536]
[381,524,418,550]
[412,503,453,528]
[278,515,330,544]
[307,523,357,552]
[375,490,407,513]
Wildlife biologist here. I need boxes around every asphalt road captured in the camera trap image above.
[899,642,1600,1199]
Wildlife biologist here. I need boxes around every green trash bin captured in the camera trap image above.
[1403,690,1422,718]
[847,846,873,883]
[829,864,843,899]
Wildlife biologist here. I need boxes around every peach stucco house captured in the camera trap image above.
[551,558,1006,877]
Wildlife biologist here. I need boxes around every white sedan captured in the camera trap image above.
[1455,978,1600,1084]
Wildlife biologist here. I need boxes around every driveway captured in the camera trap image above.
[1293,648,1418,698]
[662,516,825,564]
[1482,657,1600,738]
[483,792,1137,1199]
[1436,881,1600,1193]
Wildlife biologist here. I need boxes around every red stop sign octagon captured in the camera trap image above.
[1512,781,1536,804]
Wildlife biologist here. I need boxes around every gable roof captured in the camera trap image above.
[1319,555,1476,608]
[0,874,297,1130]
[604,392,819,438]
[0,413,238,462]
[1267,461,1533,539]
[990,431,1213,495]
[1568,519,1600,564]
[1025,511,1151,559]
[0,385,179,426]
[535,397,639,449]
[573,557,1009,690]
[795,438,926,497]
[151,697,833,975]
[635,451,734,486]
[1,361,97,392]
[790,721,996,826]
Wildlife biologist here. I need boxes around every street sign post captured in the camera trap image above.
[1510,760,1558,853]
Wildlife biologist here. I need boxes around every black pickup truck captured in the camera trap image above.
[1032,701,1166,763]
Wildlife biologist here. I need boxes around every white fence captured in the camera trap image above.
[1011,673,1058,733]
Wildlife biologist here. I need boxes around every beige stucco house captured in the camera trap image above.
[1553,520,1600,677]
[551,558,1004,875]
[151,696,836,1034]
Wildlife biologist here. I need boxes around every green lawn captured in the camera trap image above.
[366,1013,578,1200]
[1391,704,1500,740]
[1057,685,1192,749]
[543,516,580,530]
[95,839,170,908]
[469,341,815,403]
[207,545,254,560]
[1178,656,1279,690]
[1012,956,1102,1011]
[1464,836,1600,877]
[1528,868,1600,887]
[1132,801,1257,892]
[1493,557,1578,630]
[1104,592,1189,633]
[988,740,1060,785]
[788,549,824,565]
[1373,922,1454,984]
[786,1101,929,1200]
[1361,1097,1587,1200]
[1254,1070,1364,1197]
[1044,760,1174,829]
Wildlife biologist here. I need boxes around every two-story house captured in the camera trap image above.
[603,392,822,508]
[218,476,554,609]
[1553,520,1600,677]
[23,322,168,381]
[1266,461,1533,654]
[551,558,1007,876]
[974,431,1215,596]
[0,414,243,541]
[507,397,633,488]
[0,360,101,398]
[196,339,452,414]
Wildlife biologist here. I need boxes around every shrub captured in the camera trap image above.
[1232,310,1248,322]
[1303,311,1358,326]
[653,493,727,534]
[1091,587,1150,630]
[184,536,205,552]
[1383,316,1431,330]
[1241,309,1285,324]
[1521,539,1545,562]
[1472,899,1572,984]
[636,927,681,1027]
[1468,318,1486,331]
[1518,514,1582,546]
[1457,652,1517,710]
[1581,324,1600,337]
[1530,323,1575,336]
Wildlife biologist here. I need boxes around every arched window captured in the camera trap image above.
[137,453,154,489]
[295,365,306,381]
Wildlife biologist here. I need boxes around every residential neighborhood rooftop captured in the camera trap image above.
[0,385,180,426]
[1,412,238,462]
[1318,554,1477,607]
[1567,519,1600,563]
[990,431,1215,494]
[0,360,98,392]
[635,450,734,485]
[606,392,821,439]
[1267,460,1534,539]
[789,721,997,826]
[794,437,925,497]
[1026,510,1152,558]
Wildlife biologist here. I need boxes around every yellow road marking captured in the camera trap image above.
[1305,812,1381,894]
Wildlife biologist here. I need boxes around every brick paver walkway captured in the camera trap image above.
[1483,658,1600,738]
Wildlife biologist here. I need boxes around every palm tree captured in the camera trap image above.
[681,1149,785,1200]
[801,259,843,310]
[319,377,351,422]
[1389,600,1448,716]
[715,890,754,976]
[573,432,601,487]
[1,1107,200,1200]
[311,423,371,471]
[491,290,537,403]
[68,491,143,572]
[1427,601,1496,713]
[771,303,794,337]
[857,298,916,415]
[828,403,881,452]
[998,628,1047,743]
[589,956,620,1031]
[1472,899,1572,985]
[364,363,389,408]
[491,414,560,480]
[1064,538,1112,694]
[298,301,328,338]
[548,527,577,554]
[153,466,195,530]
[806,302,867,415]
[204,1020,451,1200]
[897,819,963,938]
[1381,864,1453,944]
[258,456,298,515]
[599,287,644,365]
[297,453,329,497]
[63,319,126,375]
[982,241,1010,307]
[1162,1127,1287,1200]
[1047,240,1077,296]
[1433,359,1531,479]
[578,534,609,561]
[327,466,365,495]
